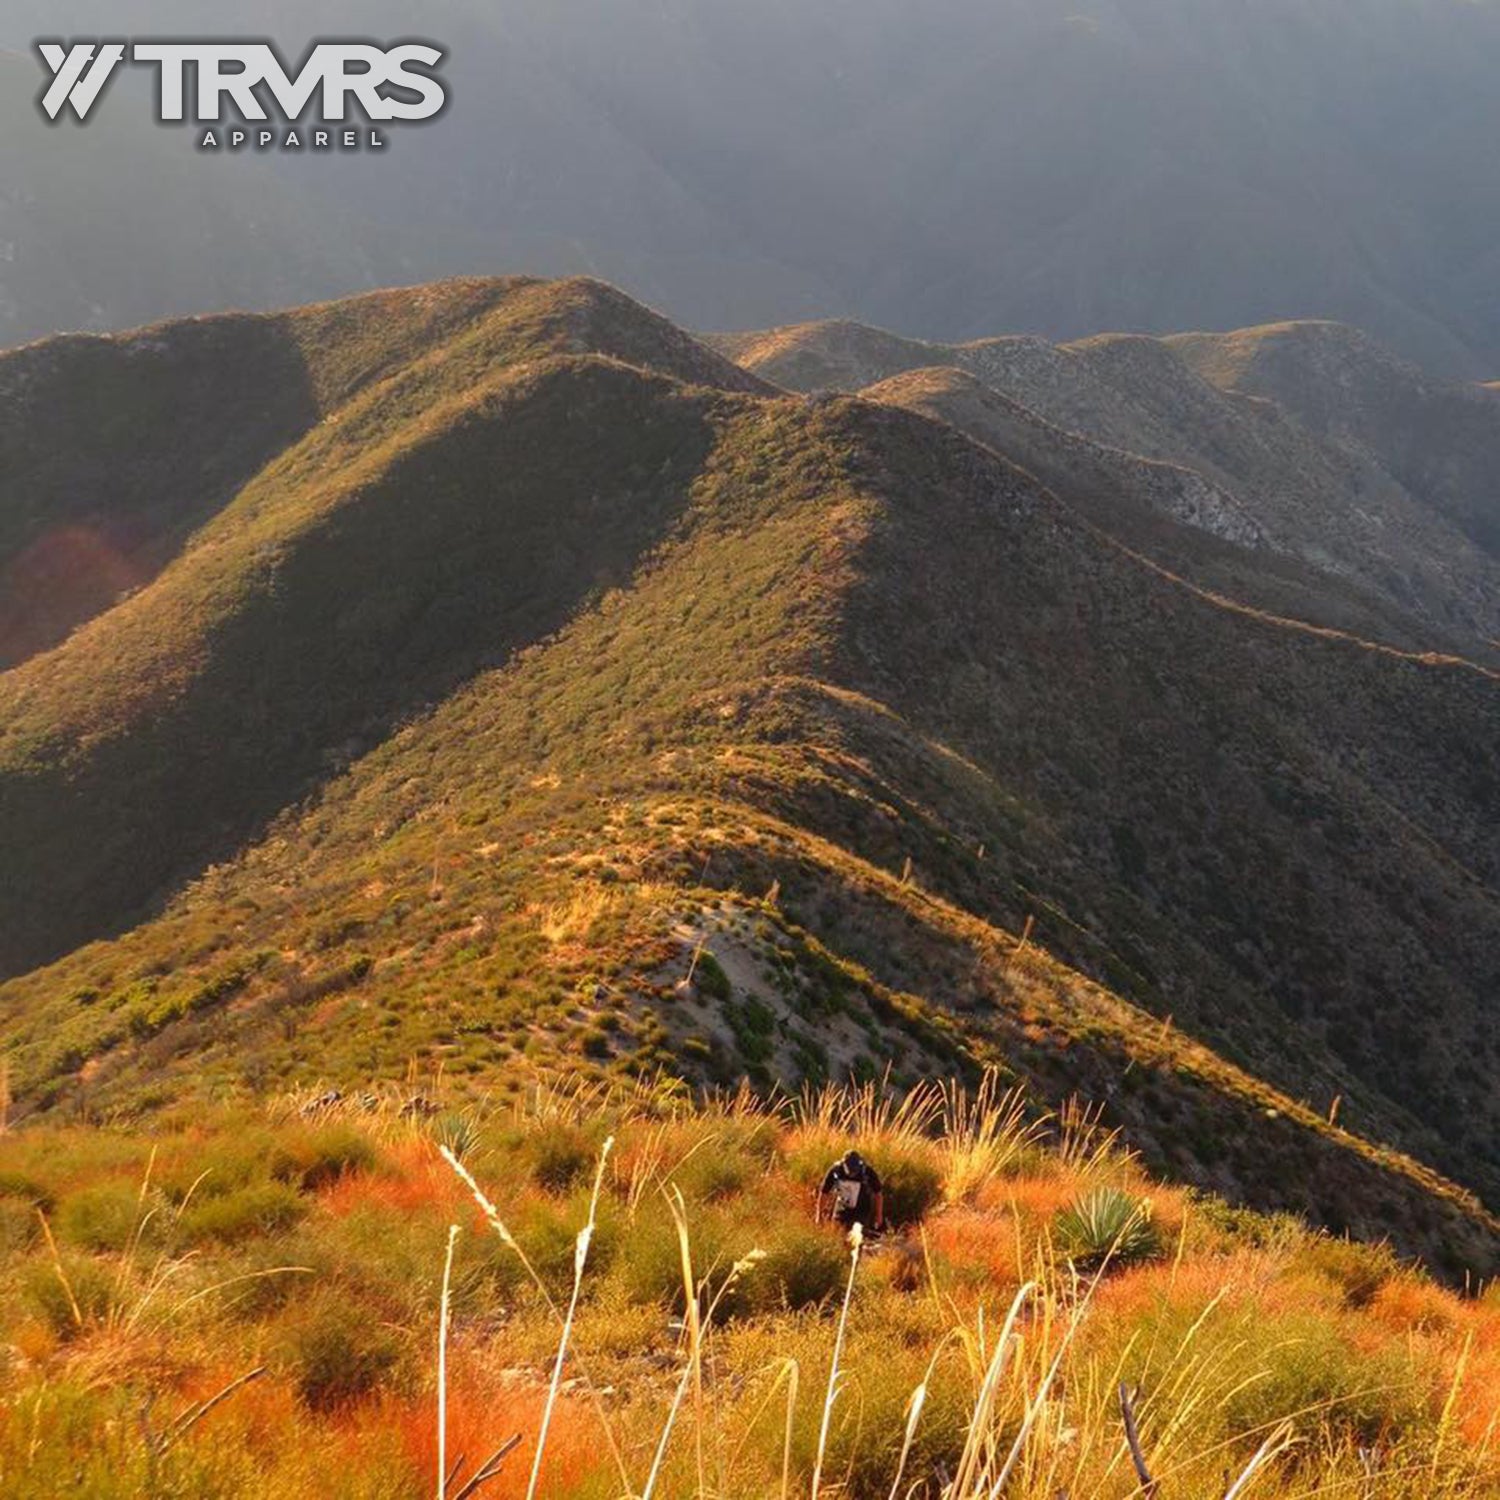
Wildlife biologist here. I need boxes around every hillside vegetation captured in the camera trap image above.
[0,277,1497,1292]
[711,316,1500,655]
[4,1074,1500,1499]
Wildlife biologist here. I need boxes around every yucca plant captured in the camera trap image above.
[1053,1186,1159,1271]
[433,1111,481,1163]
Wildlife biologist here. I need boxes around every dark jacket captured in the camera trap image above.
[821,1157,882,1227]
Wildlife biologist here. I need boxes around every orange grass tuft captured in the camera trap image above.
[319,1139,467,1218]
[379,1384,610,1500]
[925,1207,1023,1285]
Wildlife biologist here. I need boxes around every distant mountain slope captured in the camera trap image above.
[1170,322,1500,566]
[1,279,1498,1279]
[860,366,1461,653]
[715,318,1500,655]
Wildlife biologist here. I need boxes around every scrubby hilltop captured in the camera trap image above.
[2,277,1499,1282]
[0,276,766,973]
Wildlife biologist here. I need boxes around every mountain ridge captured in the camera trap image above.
[2,277,1498,1282]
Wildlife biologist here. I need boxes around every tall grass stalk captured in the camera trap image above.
[1055,1097,1127,1176]
[36,1209,84,1328]
[656,1189,765,1499]
[1221,1421,1296,1499]
[948,1281,1038,1497]
[940,1074,1041,1202]
[524,1135,613,1500]
[441,1141,634,1495]
[779,1358,799,1500]
[670,1187,707,1498]
[438,1223,459,1500]
[888,1347,945,1500]
[642,1354,693,1500]
[811,1221,864,1500]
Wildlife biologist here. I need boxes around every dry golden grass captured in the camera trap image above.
[2,1072,1499,1497]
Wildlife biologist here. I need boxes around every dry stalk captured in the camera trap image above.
[438,1223,459,1500]
[524,1136,613,1500]
[812,1221,866,1500]
[1221,1421,1296,1500]
[1120,1384,1160,1497]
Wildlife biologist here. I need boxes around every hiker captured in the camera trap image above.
[818,1150,884,1234]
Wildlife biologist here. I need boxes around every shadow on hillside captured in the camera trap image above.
[0,316,324,668]
[0,359,719,983]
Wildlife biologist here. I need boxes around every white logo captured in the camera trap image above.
[36,42,126,121]
[34,39,447,148]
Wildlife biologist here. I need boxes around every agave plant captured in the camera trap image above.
[1053,1186,1159,1271]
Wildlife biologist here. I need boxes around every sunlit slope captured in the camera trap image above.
[0,306,1497,1271]
[0,277,771,976]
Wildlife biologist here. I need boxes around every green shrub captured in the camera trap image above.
[281,1293,405,1411]
[55,1183,150,1253]
[580,1025,613,1059]
[178,1180,307,1246]
[528,1121,599,1194]
[270,1125,377,1192]
[876,1149,945,1226]
[216,1237,326,1320]
[1053,1187,1160,1271]
[768,1319,970,1500]
[737,1225,847,1316]
[0,1199,39,1256]
[160,1129,276,1202]
[1151,1301,1427,1447]
[479,1193,620,1303]
[784,1135,842,1192]
[694,953,732,1002]
[21,1255,119,1338]
[613,1202,828,1322]
[670,1144,753,1203]
[618,1207,726,1313]
[0,1171,56,1215]
[1298,1234,1399,1308]
[1185,1191,1303,1255]
[713,1116,783,1168]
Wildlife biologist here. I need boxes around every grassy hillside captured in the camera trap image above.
[0,277,768,975]
[0,276,764,671]
[1,280,1498,1287]
[3,1075,1500,1498]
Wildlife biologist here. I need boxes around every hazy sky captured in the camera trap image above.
[4,0,1500,372]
